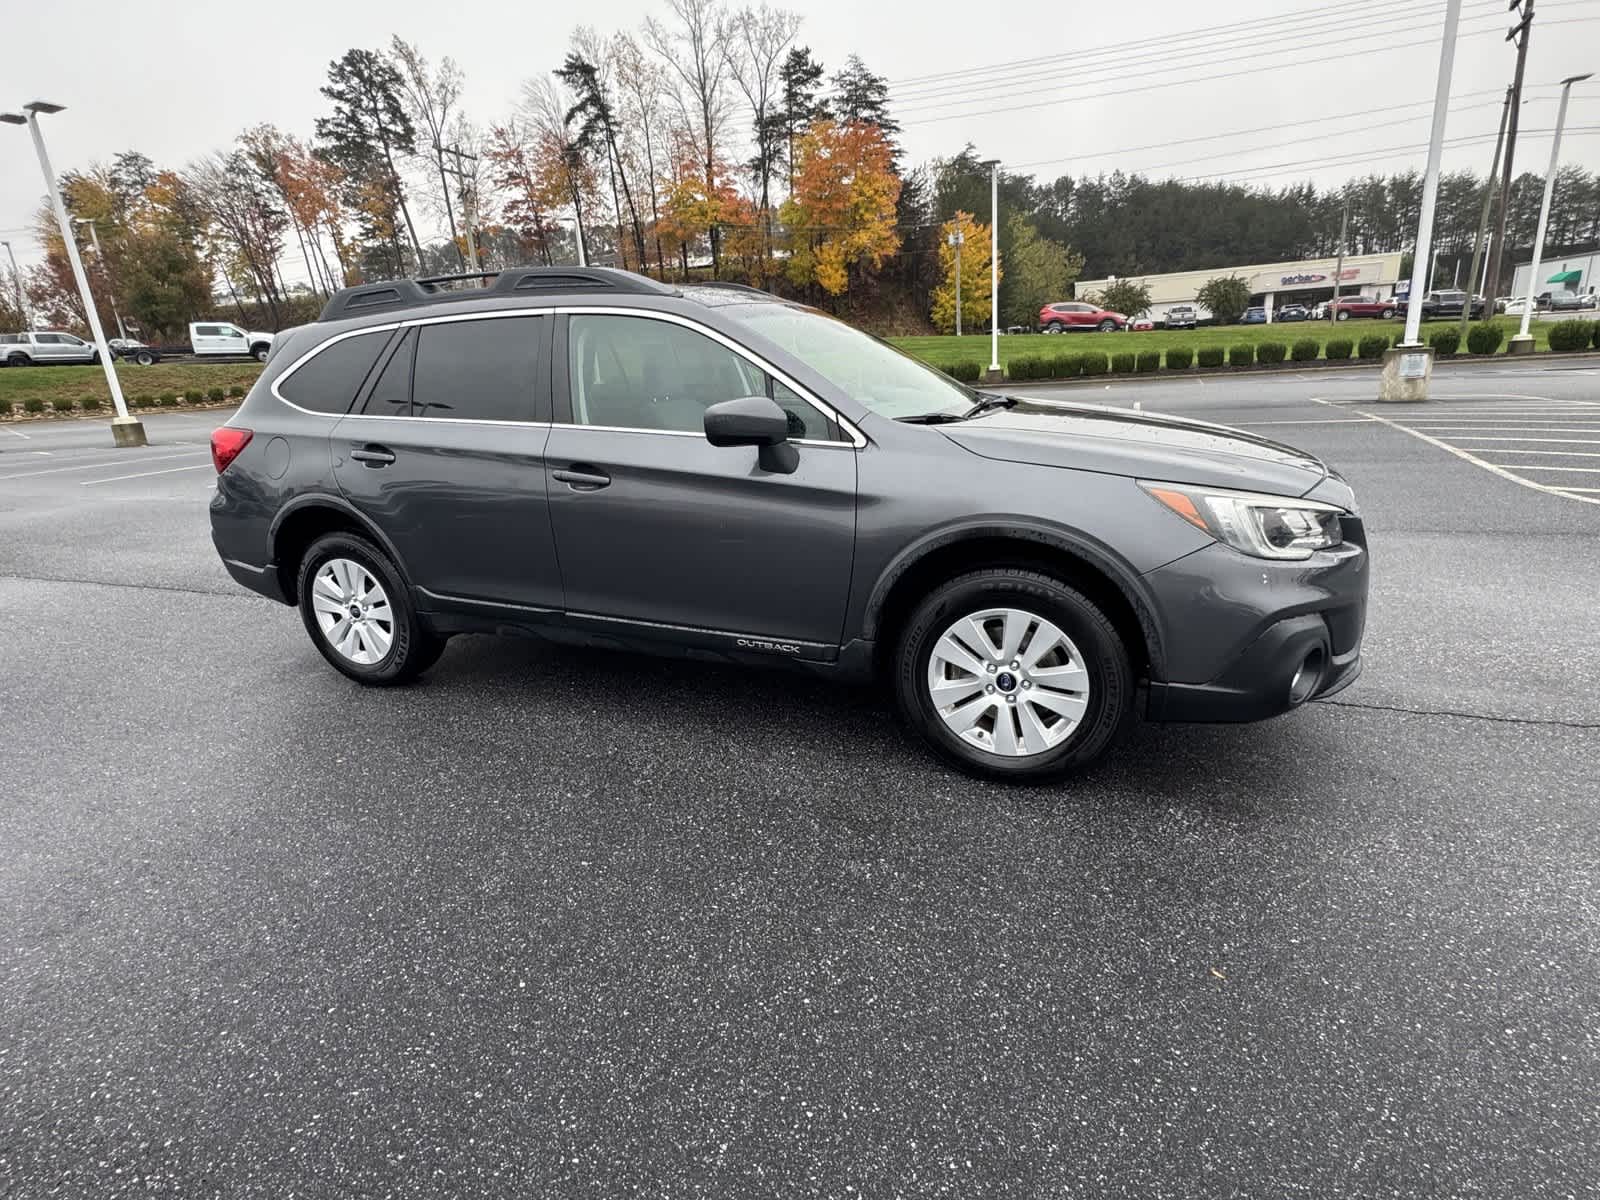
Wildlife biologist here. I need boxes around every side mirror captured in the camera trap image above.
[703,395,798,474]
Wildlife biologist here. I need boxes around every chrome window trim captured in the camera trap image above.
[557,305,867,448]
[554,423,850,449]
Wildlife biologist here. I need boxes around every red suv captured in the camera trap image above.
[1328,295,1396,321]
[1039,302,1128,332]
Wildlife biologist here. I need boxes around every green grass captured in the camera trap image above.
[0,362,261,408]
[890,318,1552,369]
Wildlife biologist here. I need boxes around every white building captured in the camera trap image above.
[1509,251,1599,302]
[1077,252,1405,324]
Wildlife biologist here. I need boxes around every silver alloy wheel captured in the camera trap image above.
[926,607,1091,757]
[311,558,394,666]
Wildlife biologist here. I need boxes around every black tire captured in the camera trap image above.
[892,568,1134,782]
[251,344,270,362]
[1098,319,1117,332]
[1335,309,1350,322]
[9,353,31,367]
[296,531,444,686]
[1381,308,1395,320]
[1045,321,1064,333]
[135,351,155,366]
[90,351,101,365]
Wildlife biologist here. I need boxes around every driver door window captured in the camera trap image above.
[566,314,835,441]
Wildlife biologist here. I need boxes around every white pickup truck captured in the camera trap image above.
[0,322,275,366]
[183,322,275,362]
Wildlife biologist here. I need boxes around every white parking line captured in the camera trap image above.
[79,463,212,486]
[1485,464,1600,473]
[0,450,206,481]
[1449,436,1600,444]
[1,425,29,440]
[1473,448,1600,457]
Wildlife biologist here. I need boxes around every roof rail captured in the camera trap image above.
[691,281,773,297]
[316,266,677,322]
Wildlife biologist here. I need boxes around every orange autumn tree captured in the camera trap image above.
[780,119,900,295]
[657,152,738,278]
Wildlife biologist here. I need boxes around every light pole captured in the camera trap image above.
[72,217,128,341]
[0,102,144,446]
[980,158,1000,380]
[1380,0,1462,403]
[947,229,964,336]
[1,238,28,327]
[1510,72,1591,354]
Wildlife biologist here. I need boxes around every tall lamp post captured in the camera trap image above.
[1510,72,1591,354]
[1,102,144,446]
[980,158,1001,381]
[947,229,964,336]
[1,238,28,327]
[72,217,128,341]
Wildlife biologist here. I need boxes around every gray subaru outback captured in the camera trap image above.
[210,267,1366,781]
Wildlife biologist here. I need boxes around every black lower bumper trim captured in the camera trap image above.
[221,557,288,605]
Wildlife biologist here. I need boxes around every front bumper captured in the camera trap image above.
[1141,520,1368,724]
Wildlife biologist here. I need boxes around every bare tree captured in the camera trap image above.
[725,5,799,261]
[519,76,598,264]
[560,28,647,272]
[612,32,671,278]
[187,151,289,326]
[390,36,466,267]
[645,0,733,277]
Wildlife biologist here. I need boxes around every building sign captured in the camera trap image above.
[1280,272,1327,285]
[1252,261,1385,293]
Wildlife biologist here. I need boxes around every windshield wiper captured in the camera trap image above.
[961,393,1017,419]
[895,411,969,424]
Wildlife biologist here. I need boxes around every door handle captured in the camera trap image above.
[552,465,611,490]
[350,445,396,467]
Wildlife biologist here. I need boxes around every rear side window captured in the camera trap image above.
[361,330,414,417]
[278,330,390,415]
[412,316,540,422]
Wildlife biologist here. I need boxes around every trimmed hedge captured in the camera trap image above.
[1228,343,1255,367]
[944,360,983,382]
[1111,351,1136,374]
[1428,327,1461,356]
[1548,320,1594,352]
[51,397,74,412]
[1081,351,1110,376]
[158,394,180,407]
[134,394,155,408]
[1049,353,1082,378]
[183,389,203,403]
[1324,338,1353,360]
[1290,338,1319,362]
[1006,354,1047,380]
[1594,322,1600,350]
[228,384,247,398]
[207,386,226,402]
[0,397,12,415]
[23,398,46,413]
[80,396,102,411]
[1257,341,1287,364]
[1165,346,1193,369]
[1196,346,1225,368]
[1357,334,1388,360]
[1136,350,1161,373]
[1466,323,1504,355]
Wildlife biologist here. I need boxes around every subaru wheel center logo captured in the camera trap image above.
[996,671,1017,692]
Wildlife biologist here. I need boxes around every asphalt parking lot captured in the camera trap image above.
[2,361,1598,1197]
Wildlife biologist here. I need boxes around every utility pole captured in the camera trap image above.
[1,239,28,327]
[1462,86,1513,342]
[1510,73,1592,353]
[948,229,964,336]
[1330,193,1349,321]
[1485,0,1534,303]
[439,144,481,273]
[72,218,127,341]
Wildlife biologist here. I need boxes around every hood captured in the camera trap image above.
[939,398,1330,496]
[252,330,276,342]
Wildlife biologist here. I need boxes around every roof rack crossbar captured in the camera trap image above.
[316,266,677,322]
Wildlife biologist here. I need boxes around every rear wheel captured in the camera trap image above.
[893,569,1134,782]
[1336,309,1350,321]
[1381,308,1395,320]
[9,353,31,367]
[296,532,444,685]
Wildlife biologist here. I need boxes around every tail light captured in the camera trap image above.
[211,427,253,473]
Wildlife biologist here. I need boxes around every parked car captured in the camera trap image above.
[1549,290,1597,312]
[1038,302,1128,333]
[1503,297,1536,316]
[1164,305,1198,329]
[1129,316,1155,332]
[1396,290,1486,320]
[1328,296,1397,321]
[0,329,102,366]
[109,337,162,365]
[1241,307,1268,325]
[210,267,1367,782]
[1276,304,1309,322]
[1309,301,1330,321]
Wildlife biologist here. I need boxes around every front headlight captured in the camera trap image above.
[1140,481,1345,560]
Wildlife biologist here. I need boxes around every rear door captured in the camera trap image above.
[329,312,561,614]
[544,309,857,653]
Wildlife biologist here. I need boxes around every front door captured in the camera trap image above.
[330,313,562,615]
[544,311,857,652]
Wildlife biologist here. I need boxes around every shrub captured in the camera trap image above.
[1257,341,1287,364]
[207,386,226,402]
[52,397,75,412]
[158,394,180,407]
[81,396,102,411]
[1547,319,1594,352]
[1080,350,1110,376]
[1594,322,1600,351]
[183,389,203,404]
[1136,350,1161,373]
[1324,338,1353,360]
[1428,327,1461,356]
[1466,322,1504,355]
[1290,338,1320,362]
[1005,354,1040,381]
[944,360,983,382]
[134,394,155,409]
[1111,351,1136,374]
[1165,346,1194,369]
[0,396,12,415]
[1357,335,1388,360]
[23,398,46,413]
[1048,353,1082,378]
[1228,343,1256,367]
[1196,346,1225,368]
[228,385,247,398]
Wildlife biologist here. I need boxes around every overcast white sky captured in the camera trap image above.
[2,0,1597,269]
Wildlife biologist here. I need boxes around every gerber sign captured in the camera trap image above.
[1281,272,1328,286]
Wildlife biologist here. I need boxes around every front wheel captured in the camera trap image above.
[1381,308,1395,320]
[251,344,270,362]
[1098,319,1117,332]
[893,569,1134,781]
[297,532,445,685]
[1336,310,1350,321]
[134,350,155,366]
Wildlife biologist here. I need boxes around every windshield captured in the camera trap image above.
[720,302,975,421]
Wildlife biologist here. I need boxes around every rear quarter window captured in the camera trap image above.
[277,330,391,415]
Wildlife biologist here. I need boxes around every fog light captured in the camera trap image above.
[1288,649,1326,706]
